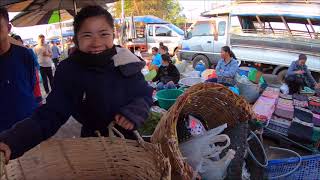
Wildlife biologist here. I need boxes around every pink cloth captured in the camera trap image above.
[313,113,320,127]
[253,96,276,122]
[262,87,280,99]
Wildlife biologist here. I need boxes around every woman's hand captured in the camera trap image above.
[0,143,11,164]
[295,70,304,75]
[115,114,134,130]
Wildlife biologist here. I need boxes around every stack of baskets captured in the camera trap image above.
[151,83,258,179]
[1,123,171,180]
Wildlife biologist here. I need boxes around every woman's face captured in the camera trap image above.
[77,16,114,54]
[220,49,228,59]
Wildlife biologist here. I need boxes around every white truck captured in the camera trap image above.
[179,1,320,81]
[114,16,184,55]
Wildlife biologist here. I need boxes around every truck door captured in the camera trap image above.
[183,21,215,53]
[213,17,229,56]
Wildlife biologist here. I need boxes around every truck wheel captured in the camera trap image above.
[192,55,210,69]
[277,69,288,83]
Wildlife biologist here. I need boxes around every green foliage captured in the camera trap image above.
[113,0,186,26]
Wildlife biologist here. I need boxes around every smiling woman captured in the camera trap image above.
[0,5,153,162]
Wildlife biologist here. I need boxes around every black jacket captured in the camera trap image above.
[152,64,180,84]
[0,47,153,159]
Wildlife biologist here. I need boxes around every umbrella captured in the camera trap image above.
[4,0,117,12]
[6,0,118,27]
[10,9,75,27]
[6,0,117,53]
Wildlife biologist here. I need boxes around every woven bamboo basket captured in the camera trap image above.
[0,123,171,180]
[151,83,253,179]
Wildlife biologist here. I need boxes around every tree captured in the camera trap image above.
[113,0,186,26]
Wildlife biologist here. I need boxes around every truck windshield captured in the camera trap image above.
[167,24,184,35]
[189,22,214,36]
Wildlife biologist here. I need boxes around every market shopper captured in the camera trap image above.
[206,46,239,86]
[11,34,43,105]
[153,54,180,90]
[34,34,53,94]
[51,41,61,68]
[0,5,153,162]
[285,54,319,94]
[0,8,38,132]
[150,47,162,69]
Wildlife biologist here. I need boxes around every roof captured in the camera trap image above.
[231,3,320,20]
[114,16,168,24]
[201,3,320,20]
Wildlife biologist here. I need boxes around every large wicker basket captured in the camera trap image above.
[151,83,253,179]
[1,123,171,180]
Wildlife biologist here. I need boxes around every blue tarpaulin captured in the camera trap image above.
[114,15,168,24]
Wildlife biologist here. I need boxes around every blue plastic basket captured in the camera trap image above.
[266,154,320,180]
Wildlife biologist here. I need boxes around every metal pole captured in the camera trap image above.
[307,18,317,39]
[73,0,77,15]
[280,16,292,37]
[120,0,125,46]
[121,0,125,20]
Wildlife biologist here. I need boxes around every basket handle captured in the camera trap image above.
[107,122,146,145]
[108,122,125,139]
[0,152,5,179]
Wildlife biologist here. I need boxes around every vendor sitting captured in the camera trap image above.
[285,54,319,94]
[206,46,239,86]
[152,54,180,90]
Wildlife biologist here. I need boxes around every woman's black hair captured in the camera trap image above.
[160,46,169,53]
[73,5,114,45]
[161,54,171,63]
[222,46,237,60]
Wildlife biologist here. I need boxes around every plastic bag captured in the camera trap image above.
[179,124,228,168]
[280,83,289,95]
[199,149,236,180]
[144,69,157,81]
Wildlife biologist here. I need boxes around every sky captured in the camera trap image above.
[179,0,232,21]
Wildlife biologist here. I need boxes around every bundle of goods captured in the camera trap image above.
[262,87,280,99]
[1,123,171,180]
[292,94,309,108]
[300,86,315,96]
[309,96,320,128]
[274,98,294,119]
[313,113,320,127]
[267,116,292,136]
[279,94,293,100]
[288,107,314,144]
[253,96,277,122]
[293,94,308,101]
[293,99,309,108]
[309,104,320,114]
[151,83,259,179]
[238,66,251,77]
[236,74,260,103]
[248,68,263,84]
[138,106,167,136]
[308,96,320,103]
[201,69,215,80]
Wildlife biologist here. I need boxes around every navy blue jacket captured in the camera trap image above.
[0,47,153,159]
[0,44,37,132]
